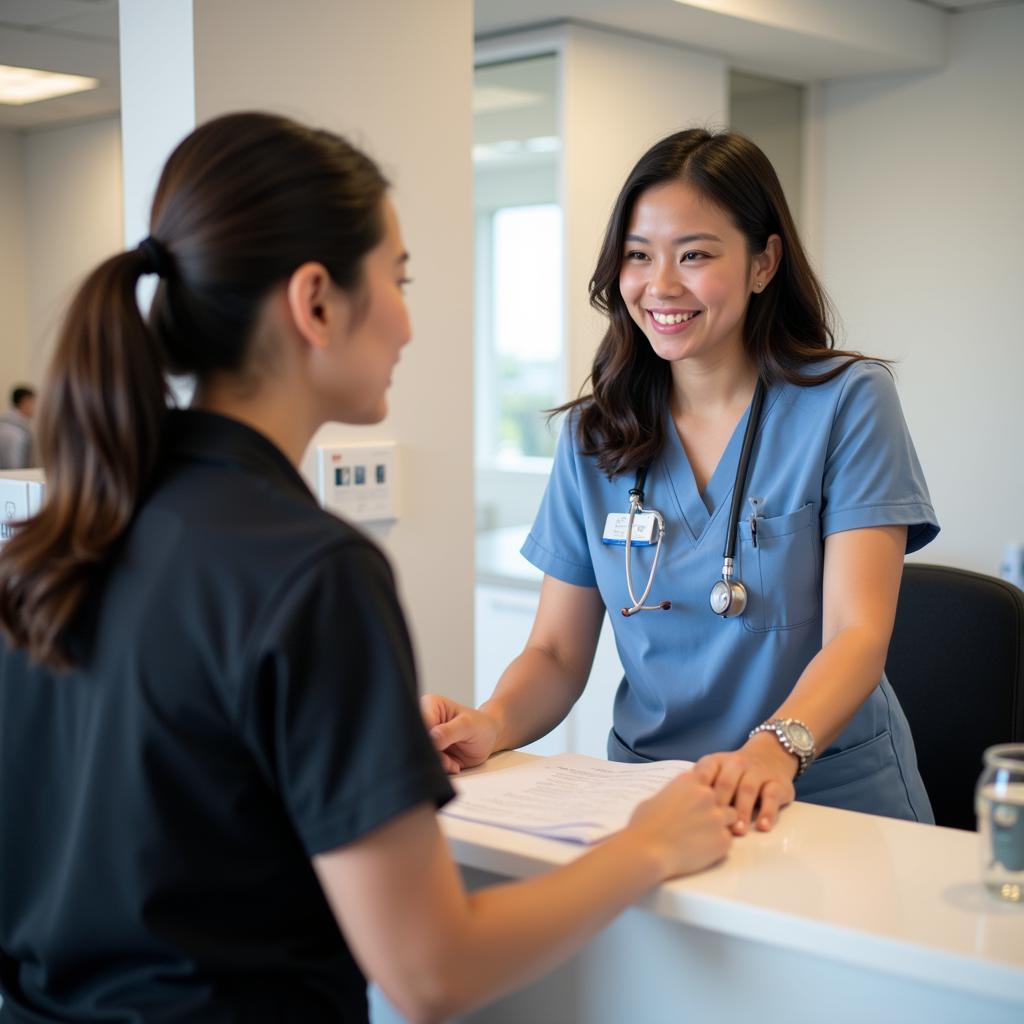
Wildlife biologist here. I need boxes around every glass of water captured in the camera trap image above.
[976,744,1024,902]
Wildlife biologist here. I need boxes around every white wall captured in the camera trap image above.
[22,117,124,384]
[561,24,728,394]
[818,4,1024,576]
[0,129,30,401]
[730,77,804,230]
[0,117,122,413]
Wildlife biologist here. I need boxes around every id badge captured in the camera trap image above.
[602,512,657,546]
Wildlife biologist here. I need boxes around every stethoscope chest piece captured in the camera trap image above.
[616,377,766,621]
[710,576,748,617]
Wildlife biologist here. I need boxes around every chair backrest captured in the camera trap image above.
[885,563,1024,831]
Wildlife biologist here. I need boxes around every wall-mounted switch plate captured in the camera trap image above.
[315,442,398,523]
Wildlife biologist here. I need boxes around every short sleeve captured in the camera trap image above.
[821,362,939,554]
[521,415,598,586]
[238,540,454,856]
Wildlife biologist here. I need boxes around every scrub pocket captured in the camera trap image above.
[796,730,933,823]
[607,728,655,764]
[740,502,820,632]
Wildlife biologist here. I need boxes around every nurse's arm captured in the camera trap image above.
[699,524,907,831]
[481,574,606,754]
[773,523,907,748]
[421,576,605,770]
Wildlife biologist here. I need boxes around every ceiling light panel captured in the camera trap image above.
[0,64,99,106]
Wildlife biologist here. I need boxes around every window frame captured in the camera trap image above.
[473,36,567,480]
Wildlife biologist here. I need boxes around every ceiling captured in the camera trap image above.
[475,0,1018,39]
[473,0,1019,81]
[0,0,1019,130]
[0,0,118,128]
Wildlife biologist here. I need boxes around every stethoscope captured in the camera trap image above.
[621,377,766,618]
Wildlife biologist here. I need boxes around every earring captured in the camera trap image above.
[755,280,764,291]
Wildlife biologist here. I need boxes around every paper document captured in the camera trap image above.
[442,753,693,844]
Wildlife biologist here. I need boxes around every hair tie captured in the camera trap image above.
[137,235,172,279]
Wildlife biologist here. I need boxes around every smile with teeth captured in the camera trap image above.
[650,310,701,325]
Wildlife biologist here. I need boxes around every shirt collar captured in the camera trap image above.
[162,409,315,505]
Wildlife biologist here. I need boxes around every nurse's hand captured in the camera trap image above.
[420,694,500,774]
[694,733,797,835]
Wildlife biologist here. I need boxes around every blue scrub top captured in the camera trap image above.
[522,359,939,821]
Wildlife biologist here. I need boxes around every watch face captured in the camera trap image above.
[785,722,814,754]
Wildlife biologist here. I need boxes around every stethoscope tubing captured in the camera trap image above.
[622,500,669,615]
[721,377,766,574]
[622,377,767,617]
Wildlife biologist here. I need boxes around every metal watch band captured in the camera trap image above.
[748,718,815,778]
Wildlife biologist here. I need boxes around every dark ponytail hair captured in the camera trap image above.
[562,128,883,479]
[0,112,389,669]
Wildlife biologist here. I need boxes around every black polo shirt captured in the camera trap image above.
[0,410,454,1023]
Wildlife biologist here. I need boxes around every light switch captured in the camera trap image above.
[315,442,398,523]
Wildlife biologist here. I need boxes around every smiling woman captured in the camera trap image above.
[423,127,940,837]
[579,129,850,480]
[618,180,780,427]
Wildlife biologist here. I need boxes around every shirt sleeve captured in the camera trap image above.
[821,362,939,554]
[237,539,454,856]
[520,413,598,587]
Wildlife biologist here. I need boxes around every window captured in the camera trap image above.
[474,53,563,529]
[490,202,562,462]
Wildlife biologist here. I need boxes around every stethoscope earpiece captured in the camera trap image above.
[621,599,672,617]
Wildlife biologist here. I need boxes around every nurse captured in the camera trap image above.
[424,128,938,832]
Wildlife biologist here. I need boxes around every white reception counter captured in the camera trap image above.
[420,751,1024,1024]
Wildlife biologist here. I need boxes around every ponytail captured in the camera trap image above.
[0,247,168,668]
[0,111,389,670]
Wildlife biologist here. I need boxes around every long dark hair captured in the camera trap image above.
[563,128,879,479]
[0,112,388,669]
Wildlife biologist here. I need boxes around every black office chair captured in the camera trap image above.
[885,563,1024,831]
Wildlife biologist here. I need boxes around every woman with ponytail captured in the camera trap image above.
[0,113,734,1024]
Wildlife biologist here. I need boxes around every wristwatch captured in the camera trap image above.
[748,718,816,778]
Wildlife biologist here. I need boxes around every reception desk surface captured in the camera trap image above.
[440,752,1023,1022]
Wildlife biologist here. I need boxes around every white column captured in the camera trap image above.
[119,0,196,248]
[561,24,728,395]
[118,0,476,704]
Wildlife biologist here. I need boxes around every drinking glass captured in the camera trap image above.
[976,744,1024,902]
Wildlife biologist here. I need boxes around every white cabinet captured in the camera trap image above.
[474,583,623,759]
[569,611,624,759]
